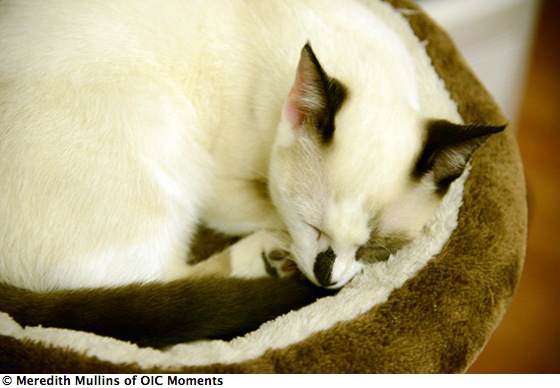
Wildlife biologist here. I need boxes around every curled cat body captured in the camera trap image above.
[0,0,503,347]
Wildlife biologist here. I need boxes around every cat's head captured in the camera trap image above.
[268,43,504,289]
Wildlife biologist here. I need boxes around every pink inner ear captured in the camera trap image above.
[285,66,307,128]
[285,88,304,128]
[284,43,324,130]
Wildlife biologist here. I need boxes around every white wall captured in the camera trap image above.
[417,0,542,130]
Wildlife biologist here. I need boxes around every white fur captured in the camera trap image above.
[0,0,461,291]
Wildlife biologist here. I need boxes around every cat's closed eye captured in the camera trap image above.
[306,223,324,241]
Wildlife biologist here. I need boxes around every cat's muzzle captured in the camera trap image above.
[313,247,362,289]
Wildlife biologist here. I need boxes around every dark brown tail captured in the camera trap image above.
[0,277,335,348]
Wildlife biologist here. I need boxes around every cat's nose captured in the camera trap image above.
[313,247,336,287]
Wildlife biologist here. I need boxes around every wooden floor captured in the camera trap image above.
[468,0,560,373]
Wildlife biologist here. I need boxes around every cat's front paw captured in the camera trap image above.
[229,230,296,279]
[262,249,300,278]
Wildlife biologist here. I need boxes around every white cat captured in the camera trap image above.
[0,0,503,346]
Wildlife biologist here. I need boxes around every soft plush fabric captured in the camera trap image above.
[0,0,527,373]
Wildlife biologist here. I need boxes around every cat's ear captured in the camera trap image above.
[285,43,347,144]
[414,120,506,194]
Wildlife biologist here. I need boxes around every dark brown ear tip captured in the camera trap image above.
[301,42,315,61]
[459,122,507,138]
[476,123,507,139]
[490,123,508,133]
[469,123,507,138]
[475,122,507,131]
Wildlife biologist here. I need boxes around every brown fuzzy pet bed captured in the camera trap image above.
[0,0,527,373]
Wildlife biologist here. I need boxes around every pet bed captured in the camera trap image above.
[0,0,527,373]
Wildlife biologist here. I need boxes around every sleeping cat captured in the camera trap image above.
[0,0,504,347]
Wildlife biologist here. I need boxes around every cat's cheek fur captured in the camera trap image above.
[378,181,441,239]
[288,234,319,286]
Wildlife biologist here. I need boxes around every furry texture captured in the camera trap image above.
[0,163,471,370]
[0,0,527,373]
[0,277,335,349]
[0,0,479,292]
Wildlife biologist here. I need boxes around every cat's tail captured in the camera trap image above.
[0,277,335,348]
